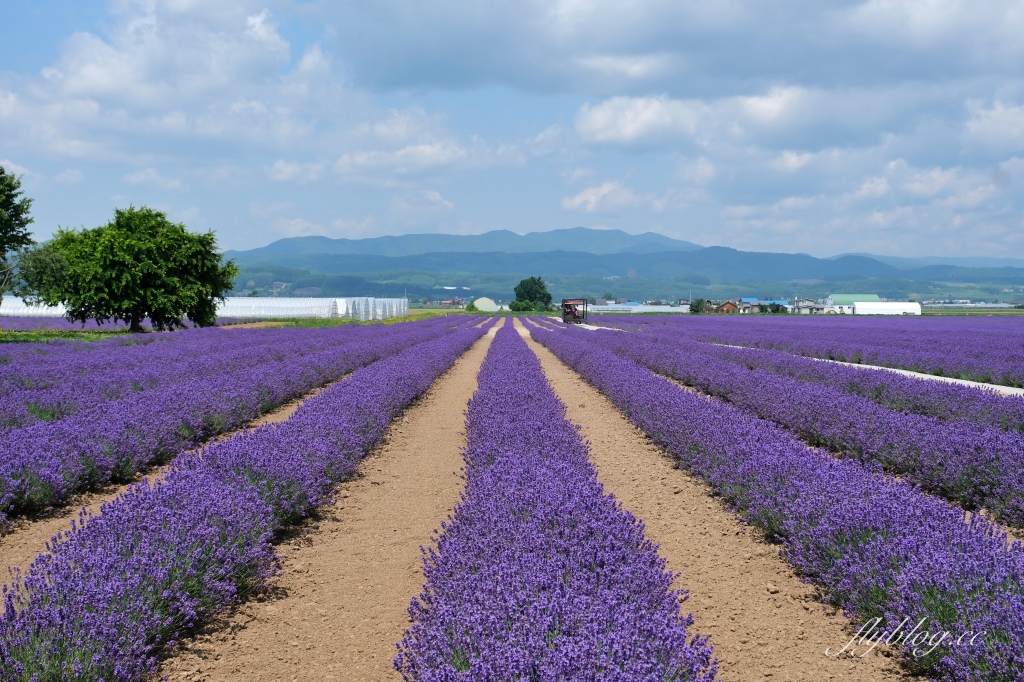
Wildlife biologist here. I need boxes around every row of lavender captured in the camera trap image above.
[526,319,1023,682]
[594,315,1024,387]
[0,318,466,523]
[0,326,376,430]
[395,322,717,680]
[578,327,1024,528]
[657,332,1024,432]
[0,318,493,680]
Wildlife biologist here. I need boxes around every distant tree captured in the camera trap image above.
[508,299,532,312]
[602,292,615,300]
[465,299,479,312]
[513,276,552,307]
[18,206,238,332]
[533,300,550,312]
[0,166,35,292]
[689,298,706,314]
[587,296,597,304]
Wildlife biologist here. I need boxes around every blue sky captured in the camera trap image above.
[1,0,1023,256]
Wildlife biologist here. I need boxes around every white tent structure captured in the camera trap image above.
[1,295,409,321]
[219,297,408,320]
[0,296,65,317]
[852,301,922,315]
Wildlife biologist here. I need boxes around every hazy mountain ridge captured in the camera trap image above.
[224,227,702,259]
[229,246,1024,284]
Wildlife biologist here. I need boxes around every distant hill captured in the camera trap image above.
[223,227,703,260]
[226,229,1024,302]
[230,247,907,282]
[832,253,1024,270]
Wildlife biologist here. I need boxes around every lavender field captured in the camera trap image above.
[1,312,1020,681]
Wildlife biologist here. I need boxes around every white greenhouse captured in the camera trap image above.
[0,296,66,317]
[1,296,410,321]
[852,301,922,316]
[218,297,409,321]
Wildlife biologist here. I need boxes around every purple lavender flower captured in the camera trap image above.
[395,321,717,681]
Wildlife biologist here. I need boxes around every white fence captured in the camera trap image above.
[1,296,410,321]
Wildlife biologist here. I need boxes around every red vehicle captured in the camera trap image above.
[561,298,588,324]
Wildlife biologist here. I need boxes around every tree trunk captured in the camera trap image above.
[130,311,142,333]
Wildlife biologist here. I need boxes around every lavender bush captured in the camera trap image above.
[658,335,1024,432]
[395,322,717,681]
[526,321,1024,682]
[581,328,1024,527]
[0,318,494,680]
[0,318,465,525]
[592,315,1024,387]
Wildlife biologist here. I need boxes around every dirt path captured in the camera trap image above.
[514,319,905,682]
[1,384,330,577]
[157,318,503,682]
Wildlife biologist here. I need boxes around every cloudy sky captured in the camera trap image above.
[2,0,1023,256]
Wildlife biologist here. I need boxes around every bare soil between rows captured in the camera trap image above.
[156,318,503,682]
[514,318,907,682]
[0,382,331,577]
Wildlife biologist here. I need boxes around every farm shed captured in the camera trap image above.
[853,301,922,315]
[715,301,739,314]
[826,293,880,314]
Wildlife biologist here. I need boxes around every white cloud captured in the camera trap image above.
[575,53,675,79]
[420,189,454,209]
[679,157,715,184]
[336,141,469,174]
[272,216,325,237]
[575,96,701,143]
[245,10,289,56]
[738,87,805,123]
[122,168,182,190]
[54,169,83,184]
[0,159,34,176]
[771,151,813,172]
[563,166,595,182]
[267,159,323,182]
[852,177,889,199]
[561,181,647,211]
[966,101,1024,151]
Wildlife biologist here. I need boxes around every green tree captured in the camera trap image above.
[0,166,35,292]
[19,206,237,332]
[689,298,706,314]
[513,276,552,307]
[508,299,532,312]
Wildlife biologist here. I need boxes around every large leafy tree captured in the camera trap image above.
[513,276,552,308]
[0,166,35,292]
[20,206,238,332]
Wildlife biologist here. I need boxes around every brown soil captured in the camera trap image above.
[156,317,503,682]
[1,384,333,577]
[514,318,906,682]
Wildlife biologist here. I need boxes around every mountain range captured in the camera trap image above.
[224,227,701,260]
[225,228,1024,302]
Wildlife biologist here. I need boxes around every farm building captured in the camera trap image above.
[715,301,739,314]
[853,301,922,315]
[826,294,880,314]
[472,297,500,312]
